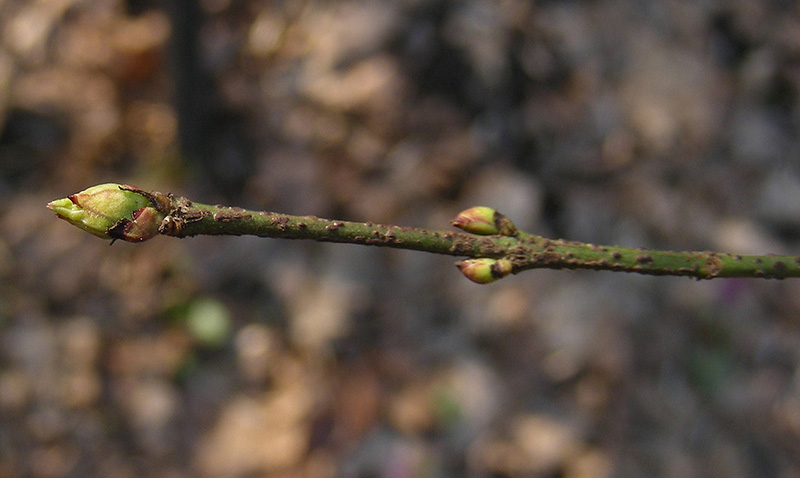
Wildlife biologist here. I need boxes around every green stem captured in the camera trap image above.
[157,193,800,280]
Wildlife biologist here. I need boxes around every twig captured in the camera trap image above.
[47,184,800,283]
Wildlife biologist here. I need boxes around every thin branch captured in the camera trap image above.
[47,184,800,283]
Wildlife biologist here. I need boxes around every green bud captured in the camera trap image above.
[455,258,513,284]
[452,206,499,235]
[451,206,518,237]
[47,183,166,242]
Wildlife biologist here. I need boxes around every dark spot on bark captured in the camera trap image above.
[213,211,251,223]
[177,208,210,225]
[705,255,723,277]
[325,221,342,232]
[450,240,474,255]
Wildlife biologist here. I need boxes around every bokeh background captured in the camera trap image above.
[2,1,800,476]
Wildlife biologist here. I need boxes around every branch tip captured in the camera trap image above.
[48,183,165,242]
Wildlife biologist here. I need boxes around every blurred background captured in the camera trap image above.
[2,0,800,476]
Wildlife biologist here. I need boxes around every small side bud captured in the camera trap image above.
[452,206,499,235]
[452,207,518,237]
[47,183,166,242]
[456,258,513,284]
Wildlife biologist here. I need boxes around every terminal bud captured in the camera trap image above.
[47,183,166,242]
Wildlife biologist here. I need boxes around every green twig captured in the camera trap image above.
[47,184,800,283]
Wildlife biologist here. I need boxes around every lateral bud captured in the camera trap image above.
[456,258,513,284]
[47,183,167,242]
[451,206,518,237]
